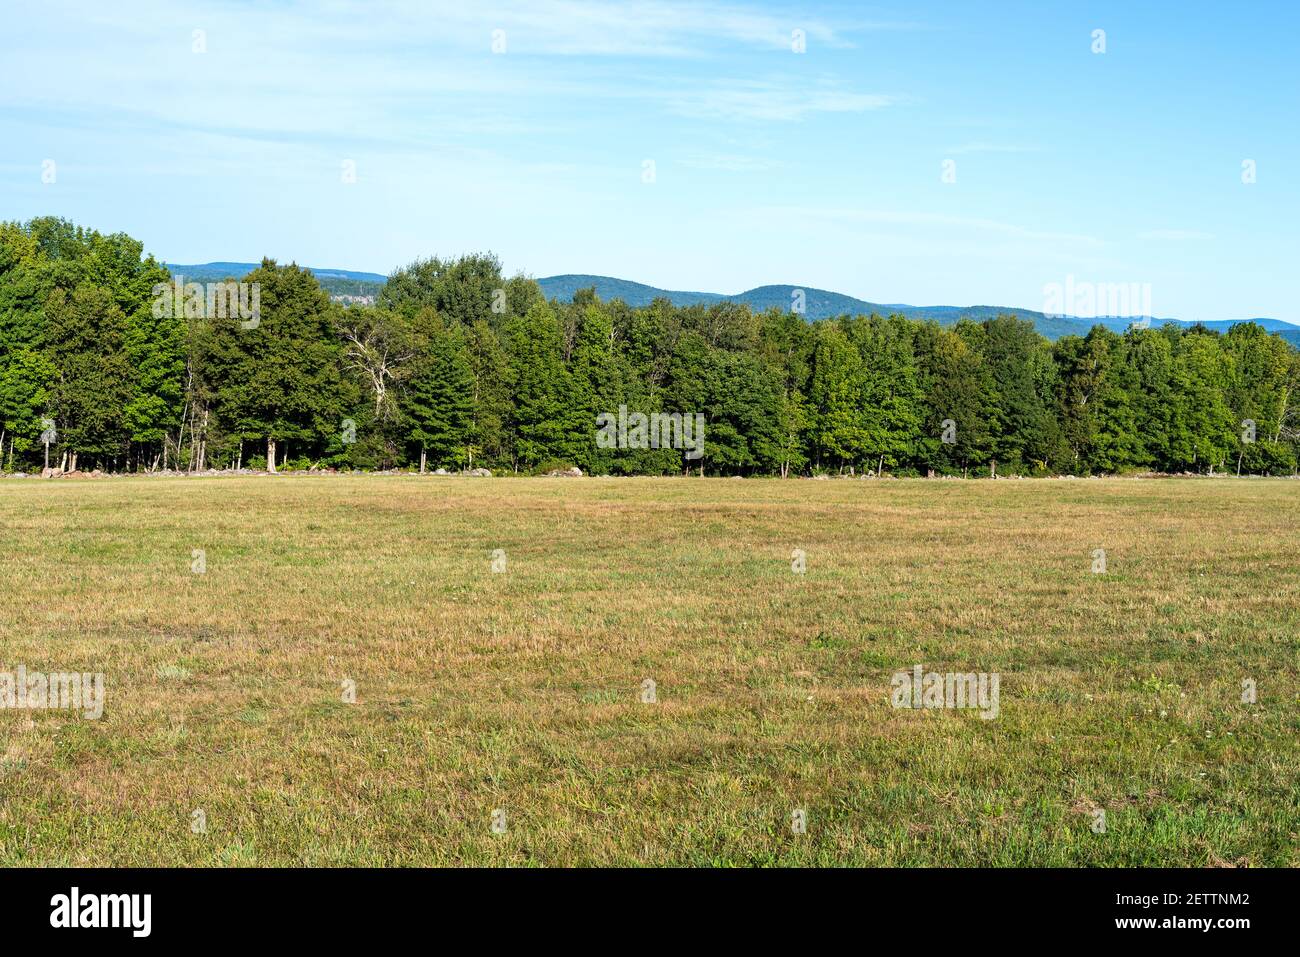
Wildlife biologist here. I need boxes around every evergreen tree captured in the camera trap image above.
[403,318,475,471]
[207,260,344,472]
[503,302,572,470]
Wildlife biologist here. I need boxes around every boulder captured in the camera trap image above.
[463,467,492,477]
[546,467,583,477]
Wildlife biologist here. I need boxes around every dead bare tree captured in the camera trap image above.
[337,311,418,422]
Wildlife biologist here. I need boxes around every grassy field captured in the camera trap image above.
[0,474,1296,867]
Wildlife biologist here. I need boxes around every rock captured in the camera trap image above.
[11,472,26,479]
[812,474,829,481]
[89,469,104,478]
[462,467,492,477]
[41,467,63,479]
[433,468,449,475]
[546,467,583,477]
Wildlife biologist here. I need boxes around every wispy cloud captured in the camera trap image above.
[0,1,903,145]
[1136,229,1215,241]
[467,0,847,56]
[665,81,899,121]
[675,151,779,171]
[764,207,1102,246]
[944,142,1042,155]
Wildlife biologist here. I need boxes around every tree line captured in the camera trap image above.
[2,216,1297,477]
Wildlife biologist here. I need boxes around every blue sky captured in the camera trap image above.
[2,0,1297,321]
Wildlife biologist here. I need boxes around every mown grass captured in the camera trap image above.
[0,474,1296,866]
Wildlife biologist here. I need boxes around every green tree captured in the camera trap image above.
[403,318,475,471]
[503,302,572,470]
[808,321,866,471]
[206,261,344,472]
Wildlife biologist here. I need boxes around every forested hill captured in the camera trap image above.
[538,274,1300,346]
[166,262,388,299]
[166,262,388,284]
[6,219,1297,479]
[165,265,1299,346]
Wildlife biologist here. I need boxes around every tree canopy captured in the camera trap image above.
[3,217,1298,477]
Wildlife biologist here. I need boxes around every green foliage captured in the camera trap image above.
[196,259,346,468]
[403,317,474,469]
[503,302,573,469]
[3,216,1298,477]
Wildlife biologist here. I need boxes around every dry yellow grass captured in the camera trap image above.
[1,474,1297,865]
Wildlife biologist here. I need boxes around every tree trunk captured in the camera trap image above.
[420,447,427,474]
[267,437,277,473]
[198,410,209,470]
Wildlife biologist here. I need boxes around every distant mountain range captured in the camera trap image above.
[164,263,1299,346]
[165,262,386,299]
[537,275,1300,346]
[166,262,389,284]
